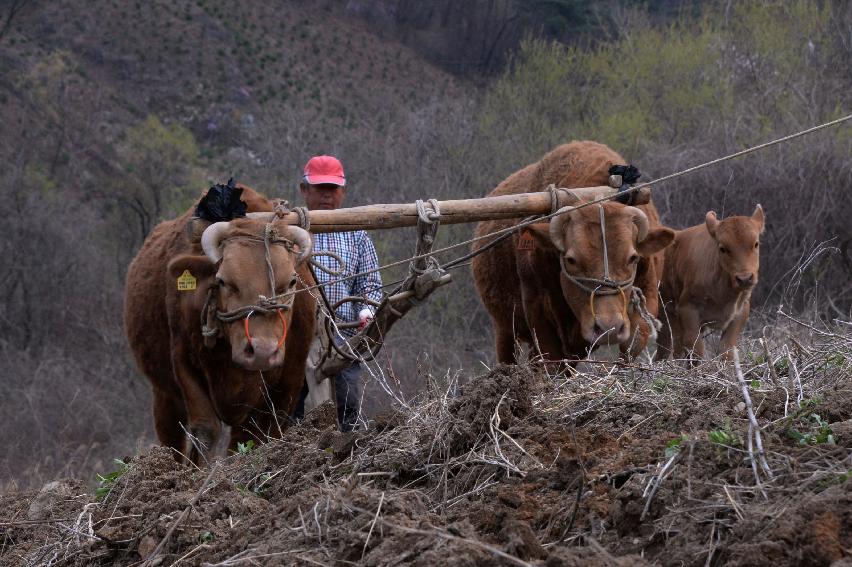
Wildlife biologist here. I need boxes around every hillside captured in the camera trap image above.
[0,0,462,189]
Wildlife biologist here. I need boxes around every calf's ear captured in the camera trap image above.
[705,211,719,238]
[752,204,765,234]
[637,227,676,257]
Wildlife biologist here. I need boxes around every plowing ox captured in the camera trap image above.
[655,205,765,362]
[472,141,675,363]
[124,187,316,464]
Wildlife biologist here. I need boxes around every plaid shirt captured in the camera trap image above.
[311,230,383,337]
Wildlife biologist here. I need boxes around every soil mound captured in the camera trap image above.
[2,334,851,566]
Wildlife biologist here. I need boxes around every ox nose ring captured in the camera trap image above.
[589,286,630,323]
[243,309,288,351]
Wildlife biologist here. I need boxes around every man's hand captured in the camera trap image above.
[358,308,374,330]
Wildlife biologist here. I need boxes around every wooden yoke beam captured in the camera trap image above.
[262,185,651,233]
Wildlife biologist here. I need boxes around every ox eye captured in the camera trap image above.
[217,278,237,293]
[719,246,728,254]
[628,254,639,264]
[276,276,298,295]
[754,242,759,249]
[564,256,577,266]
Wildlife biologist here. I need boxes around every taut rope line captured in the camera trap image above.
[271,113,852,303]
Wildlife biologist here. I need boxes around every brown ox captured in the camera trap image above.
[472,141,675,363]
[124,187,316,463]
[655,205,765,362]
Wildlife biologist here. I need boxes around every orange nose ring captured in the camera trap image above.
[243,310,288,350]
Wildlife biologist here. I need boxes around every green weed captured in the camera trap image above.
[786,413,835,446]
[708,421,740,448]
[821,353,847,370]
[651,376,671,393]
[95,458,130,500]
[664,435,688,459]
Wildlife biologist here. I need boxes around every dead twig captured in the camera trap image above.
[361,491,384,560]
[732,348,774,483]
[641,449,681,521]
[347,503,534,567]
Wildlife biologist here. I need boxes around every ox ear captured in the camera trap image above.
[752,204,765,234]
[522,223,558,251]
[637,227,676,258]
[705,211,719,238]
[167,255,217,291]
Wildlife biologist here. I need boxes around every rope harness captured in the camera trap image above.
[559,205,659,341]
[323,198,445,365]
[193,115,848,355]
[200,229,299,349]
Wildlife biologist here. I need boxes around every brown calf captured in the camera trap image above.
[655,205,765,362]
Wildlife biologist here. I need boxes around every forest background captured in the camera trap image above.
[1,0,850,488]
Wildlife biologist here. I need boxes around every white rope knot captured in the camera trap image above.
[546,184,572,215]
[415,198,441,224]
[272,199,290,218]
[294,206,310,231]
[411,198,442,275]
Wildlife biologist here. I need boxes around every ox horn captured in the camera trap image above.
[625,206,650,242]
[201,221,231,264]
[286,226,313,263]
[548,206,577,252]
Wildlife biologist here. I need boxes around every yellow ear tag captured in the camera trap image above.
[177,270,197,291]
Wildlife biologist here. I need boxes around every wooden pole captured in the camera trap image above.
[256,186,651,233]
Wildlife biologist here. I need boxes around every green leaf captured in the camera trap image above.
[95,459,130,501]
[237,440,256,454]
[664,436,684,459]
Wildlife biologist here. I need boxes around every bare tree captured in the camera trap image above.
[0,0,36,42]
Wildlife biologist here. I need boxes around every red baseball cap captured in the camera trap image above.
[303,155,346,186]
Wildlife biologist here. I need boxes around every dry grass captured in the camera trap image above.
[3,318,849,565]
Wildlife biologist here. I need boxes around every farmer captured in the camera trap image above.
[292,155,382,431]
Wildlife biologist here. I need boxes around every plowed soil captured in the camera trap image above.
[3,353,851,566]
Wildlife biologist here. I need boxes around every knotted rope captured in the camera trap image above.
[309,250,346,277]
[415,198,441,223]
[410,198,442,275]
